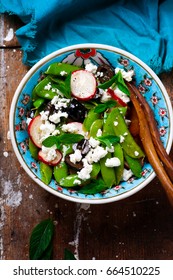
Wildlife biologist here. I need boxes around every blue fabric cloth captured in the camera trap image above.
[1,0,173,74]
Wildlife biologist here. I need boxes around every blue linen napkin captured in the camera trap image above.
[1,0,173,74]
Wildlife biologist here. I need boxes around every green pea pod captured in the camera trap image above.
[33,98,45,109]
[36,89,58,100]
[124,151,142,178]
[59,174,83,187]
[90,162,100,178]
[114,143,124,185]
[29,138,39,160]
[54,162,68,184]
[45,62,81,76]
[83,109,100,132]
[90,119,103,137]
[109,108,145,159]
[100,153,116,187]
[32,76,52,100]
[40,162,53,185]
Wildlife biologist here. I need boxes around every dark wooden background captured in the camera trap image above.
[0,14,173,260]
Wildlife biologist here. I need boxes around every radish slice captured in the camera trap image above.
[71,70,97,101]
[38,149,62,166]
[61,122,86,136]
[28,115,42,148]
[107,88,127,107]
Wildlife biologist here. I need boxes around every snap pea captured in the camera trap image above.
[90,119,103,137]
[90,162,100,178]
[59,174,84,187]
[109,108,145,159]
[40,162,53,185]
[103,107,127,136]
[124,151,142,178]
[45,62,81,76]
[100,153,116,187]
[83,108,100,132]
[33,98,45,109]
[54,162,68,184]
[32,76,51,100]
[113,143,124,184]
[32,76,59,100]
[29,138,39,160]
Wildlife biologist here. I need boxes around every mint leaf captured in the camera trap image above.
[64,249,76,260]
[97,75,117,89]
[58,133,84,144]
[96,135,120,148]
[78,179,108,194]
[94,100,117,113]
[42,134,84,148]
[116,71,130,96]
[29,219,54,260]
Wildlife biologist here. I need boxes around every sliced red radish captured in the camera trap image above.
[28,115,42,148]
[71,70,97,101]
[38,149,62,166]
[62,122,86,136]
[107,88,127,107]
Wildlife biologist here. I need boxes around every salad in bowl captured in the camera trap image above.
[10,44,173,203]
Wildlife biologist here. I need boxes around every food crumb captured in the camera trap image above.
[29,194,33,199]
[7,131,11,140]
[133,211,136,217]
[3,151,8,158]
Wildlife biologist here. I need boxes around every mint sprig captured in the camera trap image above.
[42,133,84,148]
[96,135,120,148]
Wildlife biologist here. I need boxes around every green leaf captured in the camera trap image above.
[116,71,130,96]
[94,100,117,113]
[42,134,84,148]
[97,75,117,89]
[96,135,120,148]
[58,133,84,144]
[29,219,54,260]
[42,136,60,148]
[64,249,76,260]
[78,179,108,194]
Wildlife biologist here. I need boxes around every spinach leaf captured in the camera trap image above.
[115,71,130,96]
[29,219,54,260]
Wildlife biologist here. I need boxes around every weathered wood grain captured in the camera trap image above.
[0,14,173,260]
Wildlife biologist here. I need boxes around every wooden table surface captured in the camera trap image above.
[1,14,173,260]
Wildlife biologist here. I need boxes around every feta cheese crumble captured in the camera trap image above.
[69,149,82,164]
[113,86,130,103]
[85,62,97,74]
[105,157,121,167]
[49,111,68,124]
[39,121,56,142]
[122,169,133,181]
[85,146,108,164]
[77,158,93,180]
[60,70,67,76]
[89,137,100,148]
[134,151,139,156]
[41,145,57,162]
[115,67,134,82]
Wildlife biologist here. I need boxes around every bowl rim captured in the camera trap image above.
[9,43,173,204]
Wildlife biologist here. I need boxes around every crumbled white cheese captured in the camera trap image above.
[26,117,32,125]
[49,111,68,124]
[96,129,102,137]
[51,96,70,109]
[95,71,104,78]
[61,123,85,135]
[115,67,134,82]
[134,151,139,156]
[85,62,97,73]
[44,82,52,90]
[120,135,125,143]
[69,149,82,164]
[114,121,118,126]
[41,145,57,162]
[60,70,67,76]
[77,158,93,180]
[85,146,108,164]
[74,179,81,185]
[105,157,121,167]
[52,129,60,136]
[124,132,128,136]
[122,169,133,181]
[100,88,111,102]
[113,86,130,103]
[39,121,56,142]
[3,151,9,158]
[106,145,114,153]
[40,110,49,121]
[89,137,100,148]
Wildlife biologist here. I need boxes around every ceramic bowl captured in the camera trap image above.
[10,43,173,204]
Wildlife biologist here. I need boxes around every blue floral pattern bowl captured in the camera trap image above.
[10,44,173,204]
